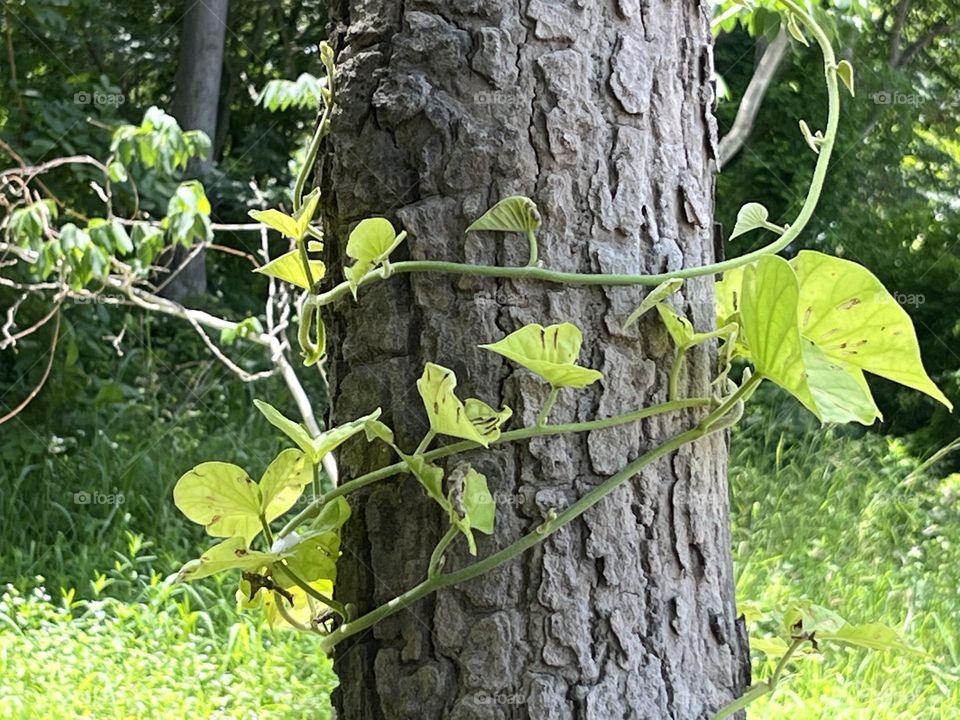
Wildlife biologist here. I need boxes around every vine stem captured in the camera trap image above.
[277,396,712,538]
[535,386,560,426]
[318,385,745,655]
[274,564,348,620]
[427,526,459,578]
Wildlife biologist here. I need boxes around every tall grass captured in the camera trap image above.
[731,394,960,718]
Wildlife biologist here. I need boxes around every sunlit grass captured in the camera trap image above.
[731,397,960,718]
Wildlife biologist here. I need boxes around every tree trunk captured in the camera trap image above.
[321,2,749,718]
[164,0,229,301]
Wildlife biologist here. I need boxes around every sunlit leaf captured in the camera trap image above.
[173,462,262,544]
[177,536,278,582]
[343,218,406,296]
[819,623,925,655]
[463,398,512,444]
[258,448,312,520]
[249,209,300,240]
[255,250,326,290]
[793,251,952,410]
[254,400,316,457]
[655,303,696,347]
[480,322,602,389]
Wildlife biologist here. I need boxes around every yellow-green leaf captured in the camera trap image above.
[343,218,406,296]
[801,340,882,425]
[793,250,952,410]
[177,536,278,582]
[655,303,696,348]
[259,448,312,520]
[480,322,602,389]
[739,256,817,416]
[819,623,925,655]
[311,409,383,463]
[255,250,326,290]
[464,398,512,444]
[293,188,321,240]
[466,196,541,234]
[417,363,492,446]
[173,462,262,544]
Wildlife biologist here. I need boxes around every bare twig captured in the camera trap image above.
[0,310,60,426]
[718,29,790,168]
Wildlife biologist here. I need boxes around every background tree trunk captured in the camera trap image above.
[164,0,229,301]
[321,1,749,717]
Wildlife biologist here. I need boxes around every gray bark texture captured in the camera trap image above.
[320,1,750,718]
[164,0,229,301]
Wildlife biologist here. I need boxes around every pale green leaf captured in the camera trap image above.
[793,250,952,410]
[255,250,326,290]
[177,536,278,582]
[799,119,820,154]
[258,448,312,520]
[786,13,809,46]
[463,398,512,445]
[343,218,405,296]
[174,462,262,544]
[293,189,321,239]
[310,409,383,464]
[463,468,495,535]
[739,256,817,416]
[466,196,541,234]
[819,623,925,655]
[801,340,882,425]
[254,400,316,457]
[480,322,603,389]
[729,203,770,240]
[655,303,696,348]
[400,452,447,506]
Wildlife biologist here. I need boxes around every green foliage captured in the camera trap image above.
[343,218,407,296]
[416,363,511,447]
[258,73,327,112]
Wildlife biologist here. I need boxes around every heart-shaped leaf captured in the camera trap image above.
[174,462,263,544]
[729,203,770,240]
[249,209,300,240]
[836,60,855,97]
[480,322,603,389]
[462,468,495,536]
[343,218,406,296]
[466,196,541,234]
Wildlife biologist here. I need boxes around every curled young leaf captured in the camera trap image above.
[625,278,684,328]
[255,400,384,464]
[466,196,541,234]
[417,363,509,447]
[480,322,603,389]
[343,218,406,297]
[836,60,855,97]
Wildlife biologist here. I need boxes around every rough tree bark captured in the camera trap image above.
[164,0,229,301]
[320,1,749,718]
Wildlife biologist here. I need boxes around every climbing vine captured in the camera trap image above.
[164,3,947,715]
